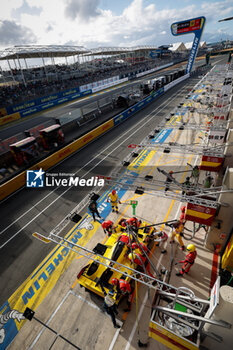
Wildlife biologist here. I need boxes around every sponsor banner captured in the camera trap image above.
[0,112,21,126]
[136,63,173,78]
[164,74,190,92]
[6,88,81,115]
[149,321,198,350]
[199,155,224,172]
[186,203,216,226]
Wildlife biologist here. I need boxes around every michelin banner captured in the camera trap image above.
[171,16,206,74]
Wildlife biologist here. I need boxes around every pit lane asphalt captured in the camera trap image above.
[0,57,225,305]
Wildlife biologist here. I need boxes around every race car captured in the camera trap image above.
[77,218,156,301]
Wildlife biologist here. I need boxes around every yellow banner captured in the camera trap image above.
[0,112,20,126]
[200,161,221,168]
[186,209,212,220]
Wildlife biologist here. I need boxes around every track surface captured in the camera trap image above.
[0,56,226,305]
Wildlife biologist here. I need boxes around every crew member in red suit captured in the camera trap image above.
[176,244,197,276]
[111,278,133,311]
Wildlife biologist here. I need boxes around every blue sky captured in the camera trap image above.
[0,0,232,50]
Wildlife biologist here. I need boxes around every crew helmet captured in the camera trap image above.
[111,278,118,286]
[128,252,137,261]
[101,220,113,229]
[186,244,196,252]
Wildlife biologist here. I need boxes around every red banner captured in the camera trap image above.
[186,203,216,226]
[199,155,224,172]
[176,19,201,34]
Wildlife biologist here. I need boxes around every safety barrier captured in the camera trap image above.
[164,73,190,92]
[0,73,190,201]
[0,112,21,126]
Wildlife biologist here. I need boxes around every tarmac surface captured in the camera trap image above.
[0,55,228,350]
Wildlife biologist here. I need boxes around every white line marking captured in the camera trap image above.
[0,84,189,242]
[28,290,72,350]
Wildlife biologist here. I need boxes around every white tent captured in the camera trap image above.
[184,41,207,50]
[168,42,187,52]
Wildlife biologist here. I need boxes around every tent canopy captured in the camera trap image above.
[0,45,90,60]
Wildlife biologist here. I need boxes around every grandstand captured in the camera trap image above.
[0,45,179,109]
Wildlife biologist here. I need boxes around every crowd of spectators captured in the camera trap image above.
[0,56,176,111]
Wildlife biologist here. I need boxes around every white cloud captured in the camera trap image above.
[0,19,36,45]
[64,0,101,21]
[0,0,233,50]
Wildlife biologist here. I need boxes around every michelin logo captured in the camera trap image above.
[26,168,44,188]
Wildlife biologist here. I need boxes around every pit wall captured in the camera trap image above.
[0,74,190,201]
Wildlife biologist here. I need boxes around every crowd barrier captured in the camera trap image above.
[0,73,190,201]
[6,87,82,114]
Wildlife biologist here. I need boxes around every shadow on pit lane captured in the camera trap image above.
[0,222,54,306]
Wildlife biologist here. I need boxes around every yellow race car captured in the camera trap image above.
[77,218,156,300]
